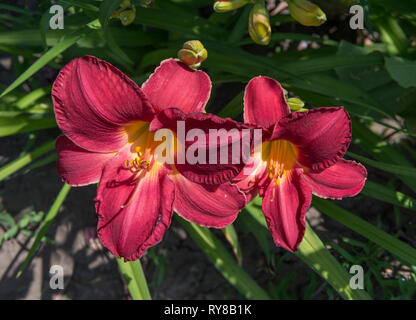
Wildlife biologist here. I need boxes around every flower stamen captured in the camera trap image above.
[265,140,297,200]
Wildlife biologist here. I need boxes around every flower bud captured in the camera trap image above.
[248,1,271,46]
[213,0,250,13]
[287,97,305,111]
[287,0,327,27]
[120,0,132,10]
[119,8,136,26]
[178,40,208,69]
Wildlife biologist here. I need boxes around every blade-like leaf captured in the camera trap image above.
[0,139,56,181]
[313,197,416,266]
[362,181,416,211]
[348,151,416,178]
[0,20,98,98]
[99,0,123,29]
[297,222,372,300]
[17,184,71,278]
[221,224,243,265]
[177,215,271,300]
[244,199,371,300]
[0,117,56,137]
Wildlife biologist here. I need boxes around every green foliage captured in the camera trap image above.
[17,184,71,278]
[0,207,46,246]
[0,0,415,300]
[242,199,371,300]
[178,215,271,300]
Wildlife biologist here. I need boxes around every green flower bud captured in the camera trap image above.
[248,1,271,46]
[287,97,305,111]
[178,40,208,69]
[287,0,327,27]
[119,8,136,26]
[213,0,250,13]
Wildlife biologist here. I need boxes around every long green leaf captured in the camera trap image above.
[0,20,98,98]
[297,222,372,300]
[362,181,416,211]
[0,117,56,137]
[237,209,272,262]
[14,86,51,109]
[348,152,416,178]
[177,215,271,299]
[218,91,244,119]
[221,224,243,265]
[99,0,123,29]
[0,139,55,181]
[133,6,223,40]
[244,200,371,300]
[17,184,71,278]
[228,5,251,44]
[352,119,416,193]
[0,4,40,16]
[57,0,99,12]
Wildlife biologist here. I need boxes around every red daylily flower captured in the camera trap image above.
[234,76,367,252]
[53,56,248,261]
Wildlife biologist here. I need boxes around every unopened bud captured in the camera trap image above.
[287,0,326,27]
[248,1,271,46]
[287,97,305,111]
[178,40,208,69]
[213,0,250,13]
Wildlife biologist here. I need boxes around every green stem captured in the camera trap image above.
[117,258,151,300]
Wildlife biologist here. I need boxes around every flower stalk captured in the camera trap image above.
[213,0,250,13]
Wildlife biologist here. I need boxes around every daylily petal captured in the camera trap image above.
[262,168,311,252]
[56,136,115,187]
[233,151,268,202]
[271,107,351,172]
[95,148,175,261]
[150,107,253,184]
[173,172,246,228]
[52,56,154,153]
[303,159,367,200]
[244,76,290,128]
[142,58,211,114]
